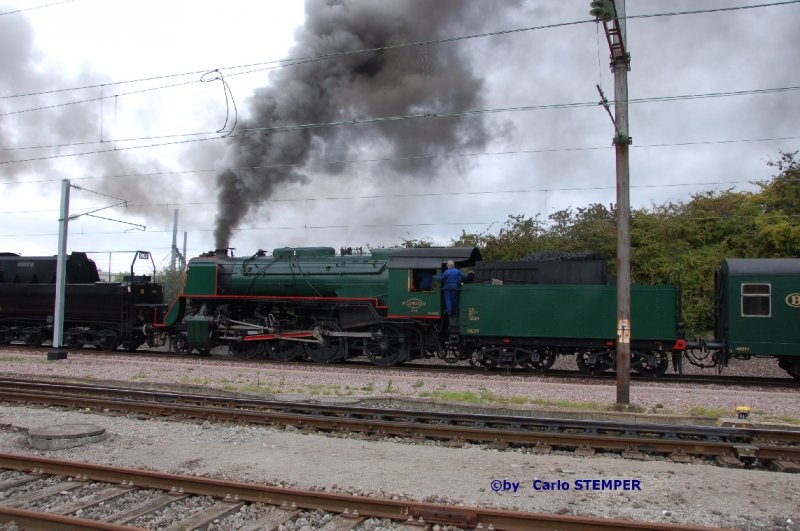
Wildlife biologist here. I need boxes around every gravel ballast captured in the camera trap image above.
[1,347,799,529]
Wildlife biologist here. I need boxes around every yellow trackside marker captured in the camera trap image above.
[736,406,751,419]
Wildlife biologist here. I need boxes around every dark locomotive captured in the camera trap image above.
[0,251,163,350]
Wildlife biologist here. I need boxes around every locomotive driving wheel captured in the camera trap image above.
[304,321,346,363]
[268,339,304,362]
[229,340,266,359]
[633,350,669,378]
[363,324,409,367]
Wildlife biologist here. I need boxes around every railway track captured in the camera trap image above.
[0,454,720,531]
[1,377,799,471]
[4,345,797,389]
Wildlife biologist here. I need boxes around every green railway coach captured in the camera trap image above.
[707,258,800,379]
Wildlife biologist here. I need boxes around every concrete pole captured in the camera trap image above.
[613,0,631,406]
[182,232,188,270]
[170,209,179,270]
[48,179,70,360]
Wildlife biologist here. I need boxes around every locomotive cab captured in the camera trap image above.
[385,247,481,318]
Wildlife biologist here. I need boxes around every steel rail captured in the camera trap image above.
[0,506,143,530]
[3,345,797,388]
[6,346,800,389]
[0,453,722,531]
[2,376,800,442]
[0,379,798,467]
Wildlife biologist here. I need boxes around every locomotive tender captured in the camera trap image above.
[0,251,164,350]
[161,246,688,377]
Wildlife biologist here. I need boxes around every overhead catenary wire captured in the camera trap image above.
[3,212,799,240]
[0,0,75,16]
[1,173,792,216]
[1,134,798,188]
[1,85,798,165]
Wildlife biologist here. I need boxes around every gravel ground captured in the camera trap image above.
[1,348,798,421]
[1,347,799,530]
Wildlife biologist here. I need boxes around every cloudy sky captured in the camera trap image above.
[1,0,797,275]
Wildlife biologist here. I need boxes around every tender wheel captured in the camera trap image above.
[92,329,119,350]
[470,347,504,370]
[633,350,669,378]
[304,321,346,363]
[438,344,464,364]
[576,350,613,375]
[520,349,556,371]
[64,328,85,348]
[22,327,43,347]
[363,324,409,367]
[229,341,266,359]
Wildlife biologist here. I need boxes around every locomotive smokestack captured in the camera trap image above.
[214,249,228,258]
[212,0,503,249]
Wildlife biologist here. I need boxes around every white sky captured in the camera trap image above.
[0,0,798,275]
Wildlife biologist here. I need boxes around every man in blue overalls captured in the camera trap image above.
[436,260,468,316]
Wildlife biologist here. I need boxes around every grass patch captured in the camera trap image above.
[361,382,375,393]
[689,406,729,418]
[412,379,425,388]
[132,372,149,380]
[527,397,605,410]
[0,356,27,362]
[240,385,276,394]
[762,415,800,426]
[385,379,399,394]
[417,389,542,407]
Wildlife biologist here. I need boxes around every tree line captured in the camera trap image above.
[410,152,799,335]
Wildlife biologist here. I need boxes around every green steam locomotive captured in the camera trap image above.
[160,246,690,377]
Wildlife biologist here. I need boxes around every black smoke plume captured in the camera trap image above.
[213,0,510,248]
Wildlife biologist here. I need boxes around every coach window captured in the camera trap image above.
[741,283,771,317]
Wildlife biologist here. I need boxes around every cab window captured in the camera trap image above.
[741,283,770,317]
[410,269,435,292]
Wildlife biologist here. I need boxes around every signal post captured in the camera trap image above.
[591,0,632,406]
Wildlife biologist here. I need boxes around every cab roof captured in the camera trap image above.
[387,247,482,269]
